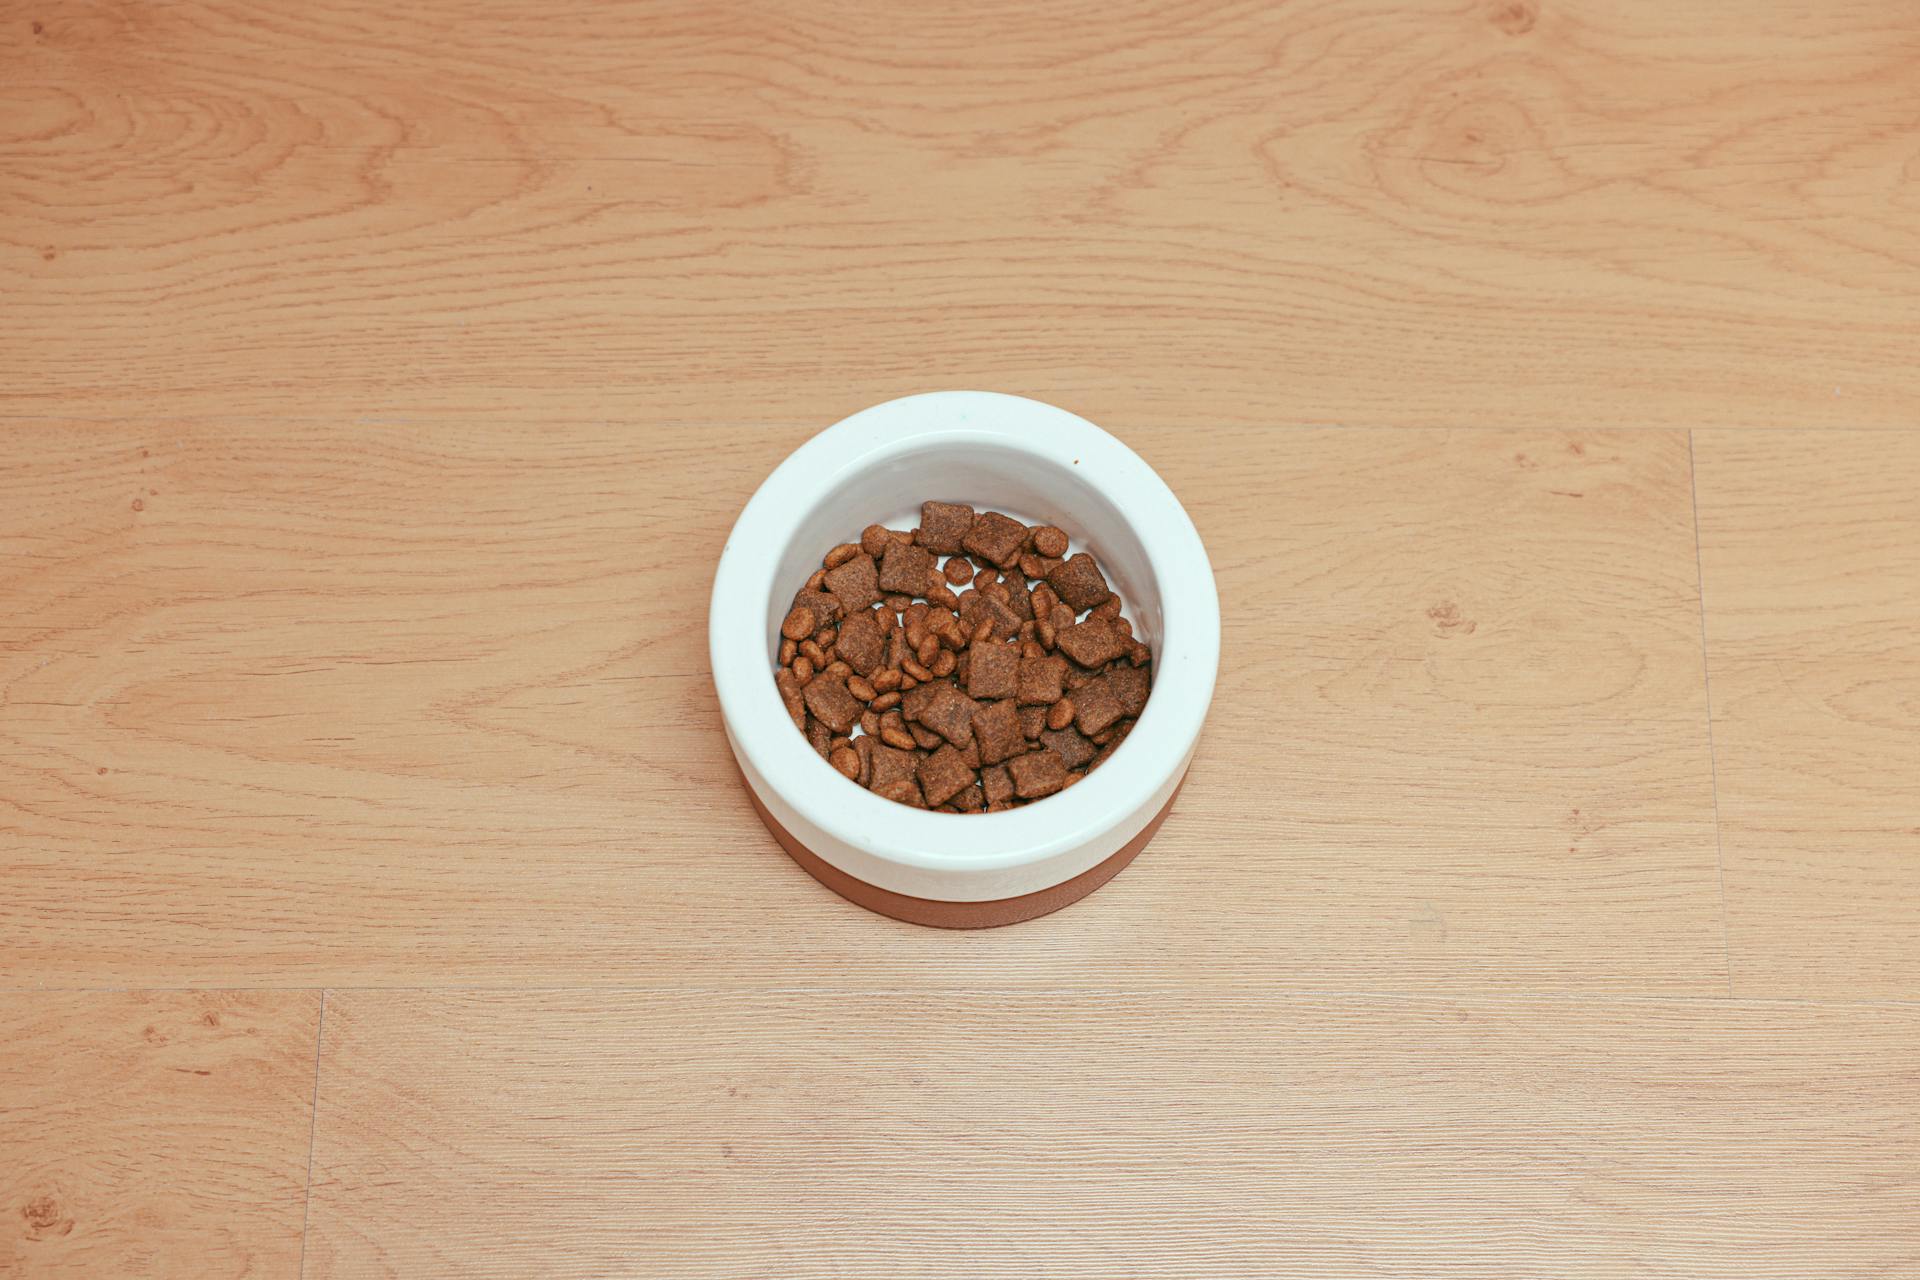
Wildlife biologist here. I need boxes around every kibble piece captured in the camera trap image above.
[823,552,881,614]
[1030,525,1070,559]
[1073,675,1125,736]
[854,734,874,787]
[878,540,937,595]
[970,698,1025,765]
[1008,747,1069,799]
[781,605,816,641]
[879,709,917,750]
[860,524,893,558]
[918,501,976,555]
[1047,698,1076,731]
[967,641,1020,701]
[1046,553,1112,612]
[800,638,827,668]
[1056,613,1131,668]
[859,708,880,738]
[926,580,959,611]
[943,556,974,586]
[1086,719,1133,772]
[1017,704,1047,740]
[802,675,864,735]
[829,746,860,779]
[875,778,925,808]
[774,668,807,731]
[868,741,918,792]
[1019,552,1062,581]
[917,743,977,807]
[958,589,1021,642]
[962,511,1028,569]
[1106,663,1150,717]
[1091,596,1123,621]
[909,721,943,751]
[824,543,860,569]
[981,764,1014,808]
[791,656,814,684]
[1040,725,1096,770]
[847,674,876,702]
[950,781,985,812]
[792,587,845,628]
[1016,654,1067,705]
[1003,580,1034,622]
[805,716,832,757]
[916,682,979,748]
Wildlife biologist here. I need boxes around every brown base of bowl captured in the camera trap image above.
[742,773,1184,929]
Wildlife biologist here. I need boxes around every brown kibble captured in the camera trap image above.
[1036,617,1056,650]
[1129,643,1151,666]
[1047,698,1076,731]
[1008,748,1068,799]
[932,613,966,649]
[1047,553,1112,613]
[1018,552,1062,581]
[930,648,956,677]
[829,746,860,779]
[815,625,836,648]
[880,709,917,750]
[1057,614,1132,668]
[1074,675,1124,736]
[1050,601,1075,634]
[918,501,976,555]
[1016,653,1067,705]
[1087,720,1134,771]
[915,633,940,666]
[875,778,925,808]
[809,569,832,594]
[1065,664,1095,691]
[944,556,973,586]
[1106,664,1150,717]
[1021,639,1045,660]
[909,721,943,751]
[778,638,797,665]
[1018,704,1048,739]
[902,657,932,682]
[966,641,1020,700]
[868,741,917,790]
[970,698,1024,765]
[899,673,918,691]
[870,690,900,711]
[917,743,978,807]
[981,579,1010,604]
[847,675,877,702]
[793,588,845,630]
[958,589,1021,642]
[1040,724,1095,769]
[878,540,937,596]
[823,552,881,614]
[774,668,806,731]
[1062,771,1084,789]
[861,524,893,558]
[860,709,881,738]
[951,781,985,812]
[1089,721,1123,746]
[802,675,863,734]
[982,764,1014,807]
[963,510,1028,568]
[917,683,980,747]
[806,716,832,757]
[973,566,997,591]
[834,608,887,676]
[800,638,827,668]
[1017,620,1037,641]
[792,656,814,683]
[824,660,851,681]
[855,734,875,786]
[926,580,959,611]
[971,617,994,645]
[1031,583,1060,617]
[1031,525,1069,558]
[884,593,911,613]
[824,542,860,569]
[872,667,902,693]
[1092,596,1123,621]
[781,605,815,641]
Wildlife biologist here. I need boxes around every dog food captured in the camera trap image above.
[772,501,1152,811]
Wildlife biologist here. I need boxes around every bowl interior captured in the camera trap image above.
[763,440,1162,665]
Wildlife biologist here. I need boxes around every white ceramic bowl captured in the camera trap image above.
[710,391,1219,924]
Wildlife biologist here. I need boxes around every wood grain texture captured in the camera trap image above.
[304,988,1920,1279]
[0,990,320,1278]
[5,0,1919,430]
[1693,430,1920,1000]
[0,423,1723,993]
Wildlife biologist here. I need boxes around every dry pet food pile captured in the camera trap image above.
[774,502,1153,811]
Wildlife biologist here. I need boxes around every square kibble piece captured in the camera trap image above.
[1046,553,1111,612]
[959,590,1022,642]
[1057,614,1131,668]
[1105,663,1150,717]
[878,541,937,595]
[1017,654,1066,705]
[791,589,844,629]
[1073,675,1125,736]
[834,608,887,676]
[970,698,1025,765]
[917,743,977,807]
[868,741,919,792]
[823,553,880,614]
[967,641,1020,700]
[918,501,976,555]
[1039,725,1096,770]
[962,511,1028,569]
[803,676,864,735]
[1008,748,1068,799]
[917,683,979,747]
[981,764,1014,808]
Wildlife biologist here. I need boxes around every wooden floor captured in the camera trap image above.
[4,1,1917,1275]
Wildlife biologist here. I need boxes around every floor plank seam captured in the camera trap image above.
[1688,429,1737,1000]
[297,989,328,1280]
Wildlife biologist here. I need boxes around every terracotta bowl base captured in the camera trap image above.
[742,774,1184,929]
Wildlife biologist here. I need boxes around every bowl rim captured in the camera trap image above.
[708,391,1219,875]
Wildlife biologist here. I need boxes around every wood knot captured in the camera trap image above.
[22,1194,75,1239]
[1491,1,1537,35]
